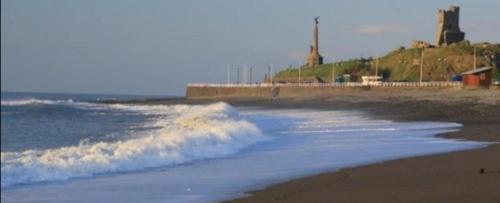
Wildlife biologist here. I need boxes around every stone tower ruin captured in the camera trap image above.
[306,17,323,67]
[434,5,465,47]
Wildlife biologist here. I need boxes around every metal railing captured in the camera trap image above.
[187,81,463,88]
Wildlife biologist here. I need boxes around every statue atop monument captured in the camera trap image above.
[434,5,465,47]
[306,17,323,67]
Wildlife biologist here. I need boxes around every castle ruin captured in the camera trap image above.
[306,17,323,67]
[434,6,465,47]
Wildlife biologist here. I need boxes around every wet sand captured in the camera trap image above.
[227,89,500,203]
[113,89,500,202]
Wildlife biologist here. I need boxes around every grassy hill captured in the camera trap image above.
[274,42,500,82]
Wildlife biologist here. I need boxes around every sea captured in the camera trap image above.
[1,92,485,203]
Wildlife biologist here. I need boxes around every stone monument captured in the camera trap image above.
[434,5,465,47]
[306,17,323,67]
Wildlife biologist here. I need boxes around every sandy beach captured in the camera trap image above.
[223,89,500,203]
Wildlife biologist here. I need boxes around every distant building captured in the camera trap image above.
[411,40,432,49]
[461,67,493,88]
[306,17,323,67]
[361,76,382,86]
[435,6,465,47]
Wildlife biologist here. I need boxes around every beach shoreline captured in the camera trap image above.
[225,90,500,203]
[109,89,500,202]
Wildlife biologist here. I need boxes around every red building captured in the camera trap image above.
[461,67,493,88]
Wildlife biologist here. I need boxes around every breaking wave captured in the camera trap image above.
[1,102,268,188]
[2,98,82,106]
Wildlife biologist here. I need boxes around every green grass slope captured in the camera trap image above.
[274,43,500,82]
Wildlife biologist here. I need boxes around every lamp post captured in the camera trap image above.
[269,63,273,85]
[236,67,240,84]
[267,66,271,84]
[298,60,302,86]
[473,47,477,70]
[227,64,230,84]
[419,50,425,84]
[249,66,253,84]
[331,57,335,84]
[438,57,449,80]
[244,64,248,84]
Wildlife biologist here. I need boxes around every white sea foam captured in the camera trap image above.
[1,107,486,203]
[0,98,102,108]
[0,102,268,188]
[1,98,71,106]
[0,98,135,111]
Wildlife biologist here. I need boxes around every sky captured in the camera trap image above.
[2,0,499,96]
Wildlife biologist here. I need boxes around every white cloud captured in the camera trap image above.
[356,24,415,35]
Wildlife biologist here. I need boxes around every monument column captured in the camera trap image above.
[306,17,323,67]
[313,19,319,55]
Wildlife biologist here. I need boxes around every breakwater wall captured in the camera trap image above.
[186,83,467,99]
[186,86,275,99]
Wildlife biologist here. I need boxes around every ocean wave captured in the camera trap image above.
[0,102,269,188]
[0,98,111,112]
[0,98,89,107]
[2,98,66,106]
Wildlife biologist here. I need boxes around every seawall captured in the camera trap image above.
[186,85,470,99]
[186,86,275,99]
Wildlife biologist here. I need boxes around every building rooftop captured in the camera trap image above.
[461,67,493,75]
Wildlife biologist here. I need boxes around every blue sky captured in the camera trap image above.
[2,0,499,96]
